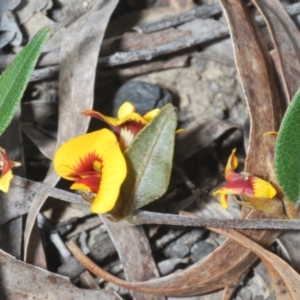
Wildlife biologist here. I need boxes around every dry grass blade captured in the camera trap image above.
[210,227,300,300]
[23,0,118,261]
[101,216,164,300]
[253,0,300,103]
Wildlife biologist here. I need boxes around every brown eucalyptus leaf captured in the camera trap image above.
[101,216,164,300]
[220,0,285,176]
[253,0,300,103]
[23,0,118,261]
[0,249,119,299]
[211,227,300,300]
[277,231,300,273]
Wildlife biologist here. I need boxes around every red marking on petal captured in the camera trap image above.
[222,179,254,196]
[75,152,102,174]
[68,152,103,193]
[121,120,145,136]
[226,170,244,182]
[1,151,12,177]
[75,176,100,193]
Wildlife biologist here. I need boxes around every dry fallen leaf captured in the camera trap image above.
[210,227,300,300]
[101,216,164,300]
[0,249,119,299]
[24,0,119,262]
[253,0,300,103]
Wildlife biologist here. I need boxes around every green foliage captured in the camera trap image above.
[121,104,177,217]
[0,27,52,135]
[275,88,300,204]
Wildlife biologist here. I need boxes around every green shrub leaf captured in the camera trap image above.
[275,88,300,203]
[0,26,52,135]
[120,104,177,217]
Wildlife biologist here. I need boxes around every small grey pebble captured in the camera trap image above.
[190,241,215,263]
[109,81,172,116]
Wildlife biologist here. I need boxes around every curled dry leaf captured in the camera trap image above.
[23,0,119,261]
[253,0,300,103]
[210,227,300,300]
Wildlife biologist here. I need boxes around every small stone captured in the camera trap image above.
[109,81,172,116]
[163,229,205,258]
[191,241,215,263]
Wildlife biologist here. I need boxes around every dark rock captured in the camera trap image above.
[109,81,172,116]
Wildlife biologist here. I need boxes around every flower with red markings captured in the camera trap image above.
[53,129,127,213]
[0,148,21,193]
[82,102,160,150]
[213,149,277,208]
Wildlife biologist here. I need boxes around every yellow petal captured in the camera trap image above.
[225,149,238,178]
[0,169,13,193]
[54,129,121,180]
[143,108,160,122]
[118,102,135,119]
[175,128,185,134]
[117,112,147,126]
[220,194,228,209]
[251,177,277,199]
[91,140,127,213]
[70,182,91,192]
[263,131,278,136]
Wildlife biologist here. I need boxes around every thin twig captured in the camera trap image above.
[11,175,89,206]
[97,27,229,68]
[10,176,300,230]
[30,65,60,82]
[28,27,228,81]
[129,210,300,230]
[134,4,222,33]
[135,3,300,33]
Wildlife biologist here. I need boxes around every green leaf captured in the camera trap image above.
[120,104,178,217]
[275,87,300,204]
[0,26,52,136]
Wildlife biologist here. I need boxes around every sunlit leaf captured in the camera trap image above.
[275,88,300,204]
[0,26,52,136]
[120,104,177,218]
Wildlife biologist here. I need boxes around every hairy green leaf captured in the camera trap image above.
[0,26,52,135]
[120,104,177,217]
[275,88,300,204]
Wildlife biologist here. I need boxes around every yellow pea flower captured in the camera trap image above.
[53,129,127,214]
[0,148,21,193]
[213,149,277,208]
